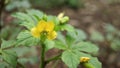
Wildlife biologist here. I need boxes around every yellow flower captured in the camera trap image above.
[31,20,57,40]
[80,57,90,63]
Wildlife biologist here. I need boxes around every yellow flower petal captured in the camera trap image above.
[47,31,57,40]
[31,20,57,40]
[37,20,46,32]
[31,27,40,38]
[45,21,54,32]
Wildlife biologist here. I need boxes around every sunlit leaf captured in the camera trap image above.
[62,50,80,68]
[26,9,44,22]
[61,24,75,32]
[54,40,67,50]
[72,42,99,54]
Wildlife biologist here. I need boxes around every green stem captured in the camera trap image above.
[82,63,95,68]
[40,42,45,68]
[0,49,2,55]
[17,62,25,68]
[45,54,61,64]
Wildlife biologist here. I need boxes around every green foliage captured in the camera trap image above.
[66,29,87,42]
[66,0,85,8]
[0,39,17,68]
[54,29,100,68]
[62,50,80,68]
[44,40,55,51]
[72,42,98,54]
[47,15,59,25]
[104,24,120,51]
[1,9,101,68]
[61,24,75,32]
[1,39,15,49]
[5,0,31,11]
[0,26,10,39]
[1,50,17,68]
[30,0,84,9]
[30,0,66,8]
[16,30,39,46]
[90,30,104,42]
[0,26,21,40]
[111,39,120,51]
[0,61,10,68]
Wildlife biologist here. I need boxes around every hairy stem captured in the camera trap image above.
[40,42,45,68]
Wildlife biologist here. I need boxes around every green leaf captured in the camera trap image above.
[104,24,116,33]
[26,9,44,22]
[66,33,75,46]
[0,57,11,68]
[54,40,67,50]
[66,29,87,45]
[12,12,34,23]
[78,52,102,68]
[0,26,10,39]
[12,12,35,29]
[44,40,55,51]
[61,24,75,32]
[72,42,99,54]
[2,50,17,68]
[16,30,39,46]
[62,50,80,68]
[47,15,59,25]
[111,39,120,51]
[89,57,102,68]
[77,52,101,68]
[90,30,104,42]
[20,21,35,30]
[56,32,66,44]
[75,29,87,41]
[12,47,31,57]
[62,48,101,68]
[1,39,15,49]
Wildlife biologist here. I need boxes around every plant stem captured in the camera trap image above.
[51,60,59,68]
[45,54,61,64]
[0,49,2,55]
[17,62,25,68]
[40,42,45,68]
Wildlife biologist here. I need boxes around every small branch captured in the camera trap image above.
[51,60,59,68]
[45,54,61,64]
[2,46,15,50]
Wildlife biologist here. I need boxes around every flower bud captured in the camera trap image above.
[57,12,69,24]
[80,57,90,63]
[58,12,64,20]
[61,16,69,23]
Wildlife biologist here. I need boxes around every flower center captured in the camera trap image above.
[41,31,48,36]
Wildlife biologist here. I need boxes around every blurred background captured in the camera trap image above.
[0,0,120,68]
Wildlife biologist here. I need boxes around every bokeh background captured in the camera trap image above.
[0,0,120,68]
